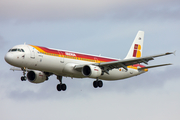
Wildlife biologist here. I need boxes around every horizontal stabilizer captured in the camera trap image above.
[138,63,172,70]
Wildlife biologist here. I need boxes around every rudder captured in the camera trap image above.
[125,31,144,59]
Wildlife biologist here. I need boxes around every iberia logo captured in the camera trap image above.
[133,44,141,58]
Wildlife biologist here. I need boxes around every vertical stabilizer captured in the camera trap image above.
[125,31,144,59]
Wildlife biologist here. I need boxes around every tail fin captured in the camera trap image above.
[125,31,144,59]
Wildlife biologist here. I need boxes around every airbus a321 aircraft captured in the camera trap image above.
[5,31,173,92]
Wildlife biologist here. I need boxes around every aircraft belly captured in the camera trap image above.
[99,68,141,81]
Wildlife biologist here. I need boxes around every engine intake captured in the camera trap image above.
[82,65,102,78]
[27,70,46,83]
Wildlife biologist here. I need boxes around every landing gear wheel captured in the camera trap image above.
[98,80,103,88]
[93,81,98,88]
[21,67,27,81]
[93,80,103,88]
[56,76,67,92]
[21,76,26,81]
[57,84,62,91]
[56,83,67,91]
[61,84,67,91]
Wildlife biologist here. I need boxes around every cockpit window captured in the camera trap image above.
[11,49,17,52]
[21,49,25,52]
[8,48,25,52]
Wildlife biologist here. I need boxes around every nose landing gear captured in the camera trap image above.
[21,68,27,81]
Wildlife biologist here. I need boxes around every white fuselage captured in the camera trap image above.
[5,44,146,81]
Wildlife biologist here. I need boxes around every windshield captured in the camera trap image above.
[8,48,25,52]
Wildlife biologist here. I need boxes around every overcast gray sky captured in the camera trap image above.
[0,0,180,120]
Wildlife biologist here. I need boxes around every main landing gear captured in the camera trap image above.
[56,76,67,91]
[93,79,103,88]
[56,77,103,91]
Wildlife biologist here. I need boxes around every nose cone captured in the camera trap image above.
[4,53,14,65]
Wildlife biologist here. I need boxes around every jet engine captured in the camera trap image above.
[27,70,46,83]
[82,65,102,78]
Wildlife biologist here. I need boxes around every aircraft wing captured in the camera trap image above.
[93,52,173,71]
[74,52,173,73]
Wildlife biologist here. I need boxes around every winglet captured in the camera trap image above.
[173,50,176,56]
[164,51,176,56]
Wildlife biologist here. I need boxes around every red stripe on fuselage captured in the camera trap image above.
[34,45,145,68]
[36,45,117,62]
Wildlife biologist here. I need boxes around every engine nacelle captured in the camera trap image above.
[82,65,102,78]
[27,70,46,83]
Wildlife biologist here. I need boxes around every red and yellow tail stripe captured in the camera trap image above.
[133,44,141,58]
[119,64,148,72]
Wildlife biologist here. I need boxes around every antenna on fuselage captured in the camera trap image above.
[24,42,26,45]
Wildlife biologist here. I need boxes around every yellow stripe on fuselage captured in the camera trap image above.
[29,45,146,71]
[30,45,46,53]
[127,66,138,70]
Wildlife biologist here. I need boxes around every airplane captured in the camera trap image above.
[4,31,173,92]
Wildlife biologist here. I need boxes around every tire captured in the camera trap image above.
[21,76,24,81]
[61,84,67,91]
[57,84,61,91]
[21,76,26,81]
[93,81,98,88]
[98,81,103,87]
